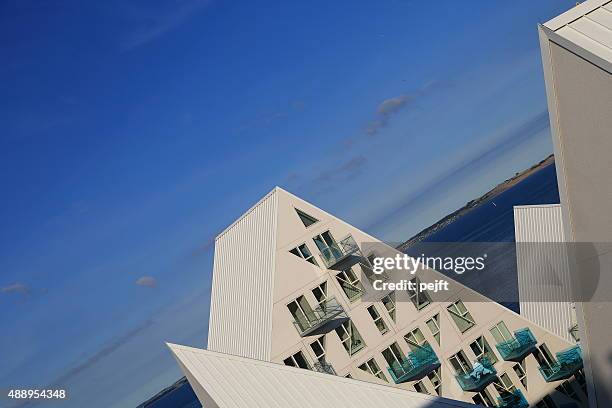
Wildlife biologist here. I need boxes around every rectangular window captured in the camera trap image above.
[513,361,527,389]
[283,350,310,369]
[427,368,442,396]
[536,396,557,408]
[404,327,429,351]
[413,381,428,394]
[494,372,517,395]
[533,344,556,369]
[556,382,579,401]
[310,337,326,363]
[381,293,396,322]
[335,320,365,356]
[311,282,327,306]
[367,305,388,335]
[382,342,406,371]
[426,314,440,345]
[313,230,337,253]
[489,321,513,344]
[470,335,498,364]
[449,350,472,375]
[472,390,495,407]
[447,300,475,333]
[287,296,315,332]
[358,358,387,382]
[407,277,431,310]
[335,269,364,301]
[575,369,587,395]
[289,243,318,265]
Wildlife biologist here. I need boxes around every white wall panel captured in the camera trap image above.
[207,189,278,360]
[514,205,575,342]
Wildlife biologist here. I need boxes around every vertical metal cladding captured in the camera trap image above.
[514,205,575,342]
[207,189,278,360]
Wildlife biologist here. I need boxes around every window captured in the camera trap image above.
[289,243,318,265]
[575,369,587,395]
[427,368,442,396]
[533,344,556,369]
[344,373,353,379]
[382,342,406,372]
[449,350,472,375]
[283,350,310,369]
[536,396,557,408]
[311,282,327,306]
[358,358,387,382]
[407,277,431,310]
[556,382,580,401]
[335,269,364,301]
[295,208,318,227]
[413,381,428,394]
[494,372,517,396]
[287,296,315,332]
[335,320,365,356]
[313,230,337,254]
[489,321,513,345]
[381,293,396,322]
[310,337,326,363]
[367,305,388,335]
[447,300,475,333]
[472,390,495,407]
[513,361,527,389]
[404,327,429,351]
[470,336,498,364]
[426,314,440,345]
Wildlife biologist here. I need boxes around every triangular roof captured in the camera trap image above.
[167,343,476,408]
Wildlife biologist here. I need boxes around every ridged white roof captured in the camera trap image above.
[544,0,612,63]
[168,344,475,408]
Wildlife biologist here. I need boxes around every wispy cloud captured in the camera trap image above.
[364,81,446,137]
[1,283,30,296]
[121,0,212,51]
[135,276,157,288]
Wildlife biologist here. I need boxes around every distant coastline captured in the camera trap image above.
[398,154,555,250]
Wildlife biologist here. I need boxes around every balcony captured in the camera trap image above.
[539,345,583,382]
[292,297,347,337]
[313,361,336,375]
[497,390,529,408]
[338,280,364,301]
[455,357,497,392]
[387,344,441,383]
[320,235,361,270]
[495,328,537,362]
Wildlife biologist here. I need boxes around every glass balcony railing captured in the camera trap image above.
[313,361,336,375]
[387,344,441,384]
[539,345,583,382]
[319,235,361,269]
[497,389,529,408]
[455,357,498,392]
[292,297,346,337]
[495,328,537,362]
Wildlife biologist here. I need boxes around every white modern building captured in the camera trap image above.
[538,1,612,406]
[514,205,578,344]
[173,187,588,408]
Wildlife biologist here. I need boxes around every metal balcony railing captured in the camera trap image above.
[495,328,537,362]
[455,357,498,392]
[338,280,364,301]
[387,344,441,384]
[292,297,346,337]
[497,389,529,408]
[319,235,361,269]
[313,361,336,375]
[539,345,583,382]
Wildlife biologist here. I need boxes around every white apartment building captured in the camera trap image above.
[198,187,587,408]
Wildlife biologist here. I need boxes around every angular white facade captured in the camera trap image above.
[168,343,476,408]
[539,1,612,406]
[514,205,577,343]
[198,187,588,407]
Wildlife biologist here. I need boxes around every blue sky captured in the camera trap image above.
[0,0,574,406]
